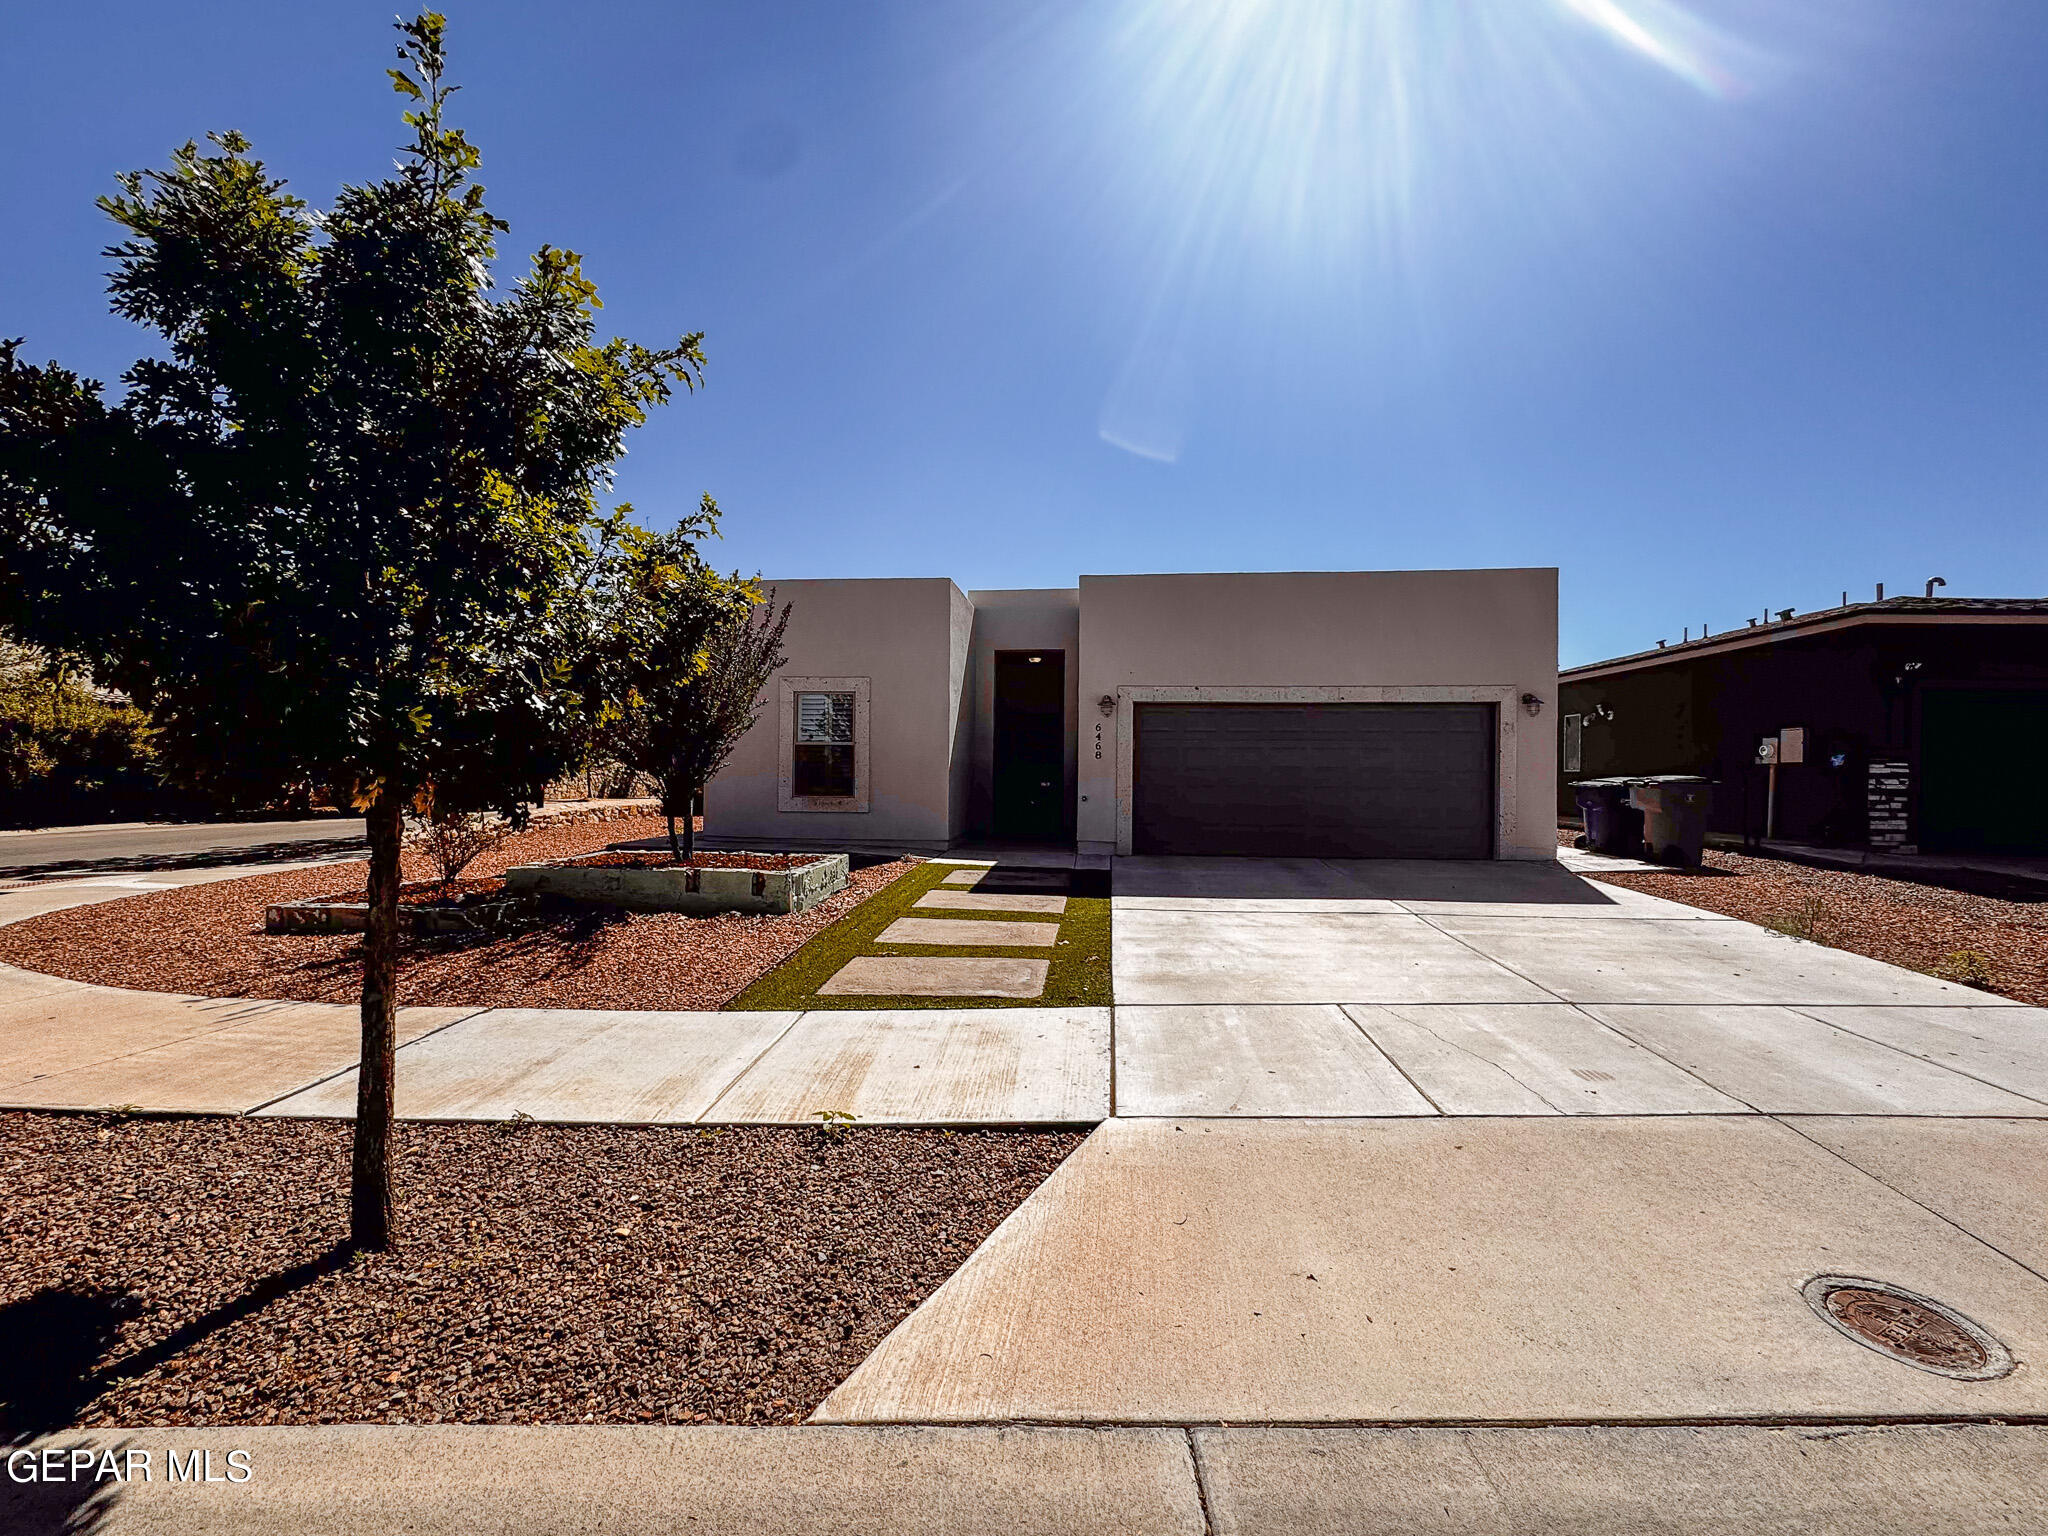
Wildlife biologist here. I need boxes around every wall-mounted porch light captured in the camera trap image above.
[1097,694,1116,717]
[1520,692,1544,717]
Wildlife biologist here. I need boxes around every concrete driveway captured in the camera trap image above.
[1110,855,2048,1117]
[814,855,2048,1428]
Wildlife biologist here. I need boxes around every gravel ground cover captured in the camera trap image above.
[0,814,916,1010]
[0,1111,1082,1430]
[729,862,1114,1011]
[1565,834,2048,1007]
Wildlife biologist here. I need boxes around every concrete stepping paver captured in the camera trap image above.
[1342,1003,1749,1115]
[1194,1424,2048,1536]
[705,1008,1110,1123]
[1114,1005,1435,1117]
[1790,1003,2048,1103]
[941,867,1072,889]
[818,956,1048,999]
[1783,1115,2048,1275]
[1114,909,1553,1005]
[877,917,1060,948]
[914,890,1069,915]
[259,1008,799,1123]
[1433,913,2019,1007]
[1582,1005,2048,1115]
[814,1116,2048,1424]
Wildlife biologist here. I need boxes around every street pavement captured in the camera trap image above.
[0,817,367,882]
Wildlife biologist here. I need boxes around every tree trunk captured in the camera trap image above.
[682,789,697,862]
[665,786,682,864]
[351,787,404,1251]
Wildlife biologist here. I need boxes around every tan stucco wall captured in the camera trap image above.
[1075,569,1560,859]
[964,589,1082,838]
[703,578,970,851]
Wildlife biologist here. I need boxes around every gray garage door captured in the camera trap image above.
[1132,703,1496,858]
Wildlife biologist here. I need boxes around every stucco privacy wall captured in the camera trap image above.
[965,589,1082,838]
[1075,569,1560,859]
[702,578,970,852]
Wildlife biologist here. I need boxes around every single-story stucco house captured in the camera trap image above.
[701,568,1558,861]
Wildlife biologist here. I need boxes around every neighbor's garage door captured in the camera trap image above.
[1132,703,1495,858]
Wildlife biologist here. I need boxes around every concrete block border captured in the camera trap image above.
[505,852,850,915]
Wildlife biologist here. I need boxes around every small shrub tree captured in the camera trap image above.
[403,798,512,890]
[0,15,710,1248]
[606,549,790,863]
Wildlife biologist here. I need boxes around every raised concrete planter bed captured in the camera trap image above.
[503,853,850,915]
[264,895,518,936]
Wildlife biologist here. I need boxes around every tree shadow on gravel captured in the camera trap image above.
[403,901,638,978]
[3,1291,137,1536]
[1,1288,137,1434]
[2,1241,358,1436]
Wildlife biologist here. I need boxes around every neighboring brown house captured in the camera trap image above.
[1558,597,2048,855]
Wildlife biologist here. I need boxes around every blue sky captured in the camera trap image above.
[4,1,2043,665]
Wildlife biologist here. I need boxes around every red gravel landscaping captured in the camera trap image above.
[1565,834,2048,1007]
[0,1111,1082,1429]
[0,814,915,1011]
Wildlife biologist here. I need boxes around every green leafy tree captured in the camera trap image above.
[598,519,785,862]
[0,637,160,823]
[0,15,711,1248]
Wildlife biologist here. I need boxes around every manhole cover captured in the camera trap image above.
[1801,1275,2015,1380]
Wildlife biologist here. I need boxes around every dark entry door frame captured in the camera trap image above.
[993,649,1068,841]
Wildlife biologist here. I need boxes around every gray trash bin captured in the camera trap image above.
[1628,776,1714,867]
[1572,778,1645,858]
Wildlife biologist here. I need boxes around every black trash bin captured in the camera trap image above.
[1628,776,1714,868]
[1572,778,1645,858]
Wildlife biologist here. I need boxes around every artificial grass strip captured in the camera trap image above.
[726,860,1113,1011]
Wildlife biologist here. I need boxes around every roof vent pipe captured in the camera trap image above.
[1777,608,1795,622]
[1926,576,1947,598]
[1747,618,1758,628]
[1876,582,1884,601]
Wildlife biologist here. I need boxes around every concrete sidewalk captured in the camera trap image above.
[7,1424,2045,1535]
[252,1006,1111,1125]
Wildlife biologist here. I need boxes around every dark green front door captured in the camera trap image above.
[994,650,1066,840]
